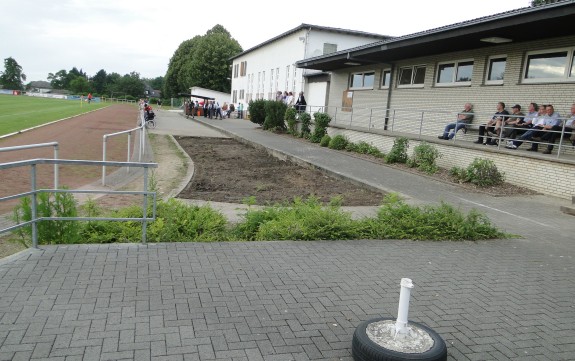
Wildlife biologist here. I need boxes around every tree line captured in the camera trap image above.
[1,24,242,101]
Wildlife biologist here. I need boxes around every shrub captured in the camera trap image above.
[263,100,287,131]
[464,158,505,187]
[248,99,267,125]
[310,112,332,143]
[285,107,298,135]
[233,197,362,241]
[12,189,81,245]
[320,134,331,147]
[328,134,348,150]
[358,194,506,241]
[299,112,312,138]
[407,142,441,174]
[353,141,384,158]
[385,137,409,164]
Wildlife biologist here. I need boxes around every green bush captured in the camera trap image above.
[285,107,298,135]
[385,137,409,164]
[12,189,81,245]
[320,134,331,147]
[80,198,228,243]
[309,112,332,143]
[407,142,441,174]
[464,158,505,187]
[359,194,506,241]
[248,99,267,125]
[328,134,348,150]
[299,112,312,138]
[352,141,384,158]
[263,100,287,131]
[233,197,362,241]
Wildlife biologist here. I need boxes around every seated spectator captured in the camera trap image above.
[506,104,562,151]
[438,103,474,140]
[499,104,524,138]
[538,103,575,154]
[474,102,509,145]
[504,102,539,139]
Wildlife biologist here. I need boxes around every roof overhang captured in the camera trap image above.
[178,93,215,100]
[297,3,575,71]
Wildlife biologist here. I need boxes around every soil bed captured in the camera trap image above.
[175,136,386,206]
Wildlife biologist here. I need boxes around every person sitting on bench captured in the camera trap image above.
[438,103,474,140]
[474,102,509,145]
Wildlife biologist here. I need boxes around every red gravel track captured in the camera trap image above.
[0,104,139,213]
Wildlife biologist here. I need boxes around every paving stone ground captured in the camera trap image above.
[1,239,574,361]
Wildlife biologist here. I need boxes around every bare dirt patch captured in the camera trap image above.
[175,136,386,206]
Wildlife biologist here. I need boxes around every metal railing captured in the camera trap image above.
[299,105,574,159]
[0,142,60,188]
[0,158,157,248]
[102,111,150,185]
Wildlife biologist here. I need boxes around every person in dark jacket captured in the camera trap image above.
[295,91,307,112]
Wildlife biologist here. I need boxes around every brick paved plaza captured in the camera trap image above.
[1,238,574,360]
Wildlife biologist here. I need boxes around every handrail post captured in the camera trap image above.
[142,166,149,244]
[127,132,131,173]
[368,108,373,129]
[102,135,107,185]
[349,107,354,127]
[31,165,38,249]
[556,122,567,159]
[418,111,424,139]
[54,144,59,189]
[391,109,396,132]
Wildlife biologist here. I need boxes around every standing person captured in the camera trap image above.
[286,92,294,107]
[203,101,208,118]
[237,102,244,119]
[157,99,162,109]
[188,101,195,119]
[228,103,235,118]
[295,91,306,113]
[87,93,93,104]
[438,102,474,140]
[215,101,223,120]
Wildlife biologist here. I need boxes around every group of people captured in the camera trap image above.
[185,100,244,119]
[276,91,307,112]
[439,102,575,154]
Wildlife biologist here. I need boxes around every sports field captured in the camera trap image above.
[0,94,109,136]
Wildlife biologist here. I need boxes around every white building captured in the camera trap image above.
[229,24,389,109]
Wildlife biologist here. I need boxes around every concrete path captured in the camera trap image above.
[0,111,573,360]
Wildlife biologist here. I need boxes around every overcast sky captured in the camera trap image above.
[2,0,532,83]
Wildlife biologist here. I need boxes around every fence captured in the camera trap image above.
[0,158,157,248]
[300,105,574,160]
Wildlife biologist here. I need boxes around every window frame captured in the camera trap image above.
[522,47,575,84]
[380,69,391,89]
[349,71,375,90]
[435,59,474,87]
[485,55,507,85]
[323,43,337,55]
[397,65,426,88]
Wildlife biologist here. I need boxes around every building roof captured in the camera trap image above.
[297,0,575,71]
[28,81,52,89]
[229,23,390,60]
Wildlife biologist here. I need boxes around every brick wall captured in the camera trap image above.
[326,127,575,200]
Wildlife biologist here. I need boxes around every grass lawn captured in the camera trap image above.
[0,94,109,136]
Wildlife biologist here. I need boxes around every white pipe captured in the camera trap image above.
[395,278,414,338]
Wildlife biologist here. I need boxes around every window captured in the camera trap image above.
[240,61,247,76]
[323,43,337,55]
[381,69,391,88]
[239,89,244,100]
[233,64,239,78]
[486,56,506,84]
[436,60,473,86]
[398,65,426,87]
[350,71,375,89]
[523,48,575,83]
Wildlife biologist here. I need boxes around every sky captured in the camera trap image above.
[2,0,532,83]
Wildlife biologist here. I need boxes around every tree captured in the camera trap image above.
[0,57,26,90]
[48,70,68,89]
[69,76,90,94]
[91,69,108,94]
[163,25,242,98]
[115,72,145,98]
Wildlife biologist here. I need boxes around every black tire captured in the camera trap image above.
[352,317,447,361]
[146,120,156,129]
